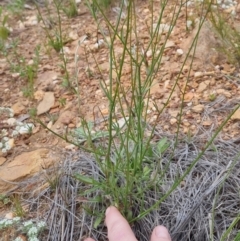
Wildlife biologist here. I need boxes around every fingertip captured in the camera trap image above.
[151,225,171,241]
[84,238,95,241]
[105,206,137,241]
[105,206,118,216]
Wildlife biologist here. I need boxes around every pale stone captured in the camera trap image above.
[116,117,129,129]
[65,144,76,150]
[37,92,55,115]
[170,118,177,125]
[52,110,75,132]
[5,212,14,219]
[176,49,183,56]
[223,91,232,98]
[203,120,212,126]
[168,110,179,117]
[182,120,190,126]
[165,40,175,48]
[231,108,240,120]
[146,50,152,58]
[192,104,204,113]
[69,31,78,40]
[194,72,204,78]
[101,108,109,115]
[11,102,25,116]
[196,81,210,93]
[7,118,17,126]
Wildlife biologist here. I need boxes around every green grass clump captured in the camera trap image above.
[71,0,214,223]
[207,1,240,64]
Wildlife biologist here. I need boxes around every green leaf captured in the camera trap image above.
[0,26,9,40]
[156,137,170,154]
[234,232,240,241]
[73,174,94,184]
[94,215,104,228]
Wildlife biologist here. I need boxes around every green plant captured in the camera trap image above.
[46,113,59,124]
[12,195,25,218]
[0,217,46,241]
[72,121,109,146]
[209,93,216,101]
[206,1,240,64]
[62,0,78,18]
[6,0,25,16]
[21,45,41,98]
[29,108,37,118]
[58,97,66,107]
[36,0,73,89]
[4,43,40,98]
[0,194,11,205]
[72,0,214,223]
[86,0,112,11]
[0,7,9,40]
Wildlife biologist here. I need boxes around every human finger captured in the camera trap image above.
[105,206,138,241]
[84,238,95,241]
[150,225,172,241]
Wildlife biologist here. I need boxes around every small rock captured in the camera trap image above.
[184,92,194,102]
[95,89,103,97]
[186,20,193,29]
[69,31,78,40]
[101,108,109,115]
[47,121,53,129]
[176,49,184,56]
[165,40,175,48]
[168,110,179,117]
[192,104,204,113]
[60,111,74,125]
[182,119,190,126]
[6,138,14,151]
[12,73,20,78]
[196,80,210,93]
[146,50,152,58]
[170,118,177,125]
[163,125,169,130]
[11,102,25,116]
[5,212,14,219]
[116,117,129,129]
[28,59,34,65]
[194,72,204,78]
[37,92,55,115]
[223,91,232,98]
[65,144,77,150]
[231,108,240,120]
[52,110,75,132]
[7,118,17,126]
[68,123,75,128]
[216,89,225,94]
[202,120,212,126]
[24,15,38,26]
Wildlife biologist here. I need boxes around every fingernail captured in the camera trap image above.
[105,206,111,216]
[155,226,170,238]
